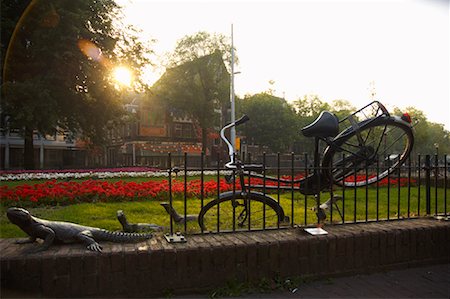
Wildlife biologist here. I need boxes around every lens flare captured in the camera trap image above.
[78,39,103,62]
[113,66,132,86]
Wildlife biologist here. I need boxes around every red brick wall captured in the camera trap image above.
[1,218,449,297]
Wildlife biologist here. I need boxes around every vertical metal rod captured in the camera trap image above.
[200,152,204,233]
[387,158,391,220]
[376,157,380,221]
[291,152,295,227]
[304,153,308,226]
[353,163,357,223]
[314,138,321,225]
[247,152,251,231]
[230,24,236,151]
[417,155,421,216]
[329,155,334,224]
[407,157,411,218]
[365,162,369,222]
[445,155,447,216]
[263,152,267,230]
[425,155,431,215]
[342,153,346,224]
[216,152,220,232]
[184,152,188,233]
[277,152,281,229]
[434,154,438,215]
[397,156,401,219]
[168,153,173,235]
[232,167,236,232]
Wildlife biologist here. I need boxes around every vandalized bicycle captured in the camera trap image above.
[197,101,414,231]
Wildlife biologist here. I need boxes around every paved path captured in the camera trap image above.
[272,263,450,298]
[177,263,449,298]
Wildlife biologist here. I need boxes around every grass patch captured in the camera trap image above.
[0,199,204,238]
[1,176,448,238]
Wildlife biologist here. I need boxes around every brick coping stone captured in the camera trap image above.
[1,218,449,298]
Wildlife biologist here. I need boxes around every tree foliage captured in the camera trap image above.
[1,0,151,169]
[166,31,235,71]
[239,92,448,156]
[237,93,298,153]
[153,51,230,154]
[154,32,233,155]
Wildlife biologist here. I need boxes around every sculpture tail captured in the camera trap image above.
[160,202,183,223]
[94,229,152,243]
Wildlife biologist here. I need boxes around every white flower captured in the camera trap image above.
[0,169,233,181]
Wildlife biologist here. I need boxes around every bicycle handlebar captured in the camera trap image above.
[220,114,249,169]
[235,114,250,126]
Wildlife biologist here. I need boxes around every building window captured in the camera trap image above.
[141,106,164,126]
[182,124,192,138]
[174,124,182,137]
[174,123,192,138]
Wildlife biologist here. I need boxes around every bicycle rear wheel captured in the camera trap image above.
[198,191,287,232]
[322,117,414,187]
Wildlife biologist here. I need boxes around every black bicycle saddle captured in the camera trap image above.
[301,111,339,138]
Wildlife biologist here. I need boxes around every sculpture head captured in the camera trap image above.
[7,207,32,226]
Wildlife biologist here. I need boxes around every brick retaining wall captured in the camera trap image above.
[1,218,449,297]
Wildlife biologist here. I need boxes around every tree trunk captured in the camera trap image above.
[23,126,35,170]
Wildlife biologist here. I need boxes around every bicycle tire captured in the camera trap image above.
[198,191,286,232]
[322,116,414,187]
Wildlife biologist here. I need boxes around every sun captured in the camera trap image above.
[113,66,132,86]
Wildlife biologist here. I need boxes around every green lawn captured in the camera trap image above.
[1,184,447,238]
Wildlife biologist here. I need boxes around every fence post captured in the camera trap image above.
[164,153,187,243]
[425,154,431,215]
[168,153,173,234]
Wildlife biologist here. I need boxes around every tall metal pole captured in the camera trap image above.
[230,24,236,152]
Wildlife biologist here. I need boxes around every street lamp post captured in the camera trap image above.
[230,24,236,152]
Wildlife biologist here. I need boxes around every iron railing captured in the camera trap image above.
[163,153,448,238]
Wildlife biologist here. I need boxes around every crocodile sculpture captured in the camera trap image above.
[6,207,152,253]
[116,210,164,233]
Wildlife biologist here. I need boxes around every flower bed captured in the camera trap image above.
[0,167,162,181]
[1,174,416,207]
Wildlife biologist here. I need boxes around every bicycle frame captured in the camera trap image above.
[223,101,396,195]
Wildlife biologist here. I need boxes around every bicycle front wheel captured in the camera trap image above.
[322,117,414,187]
[198,191,287,232]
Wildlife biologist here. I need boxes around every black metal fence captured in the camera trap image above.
[162,153,448,238]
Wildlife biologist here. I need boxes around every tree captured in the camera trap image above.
[237,93,298,153]
[166,31,235,71]
[1,0,151,169]
[153,51,230,155]
[154,31,233,156]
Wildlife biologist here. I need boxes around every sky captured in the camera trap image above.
[118,0,449,130]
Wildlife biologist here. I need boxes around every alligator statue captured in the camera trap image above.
[116,210,164,233]
[6,207,153,253]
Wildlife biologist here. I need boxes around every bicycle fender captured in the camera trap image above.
[391,115,414,127]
